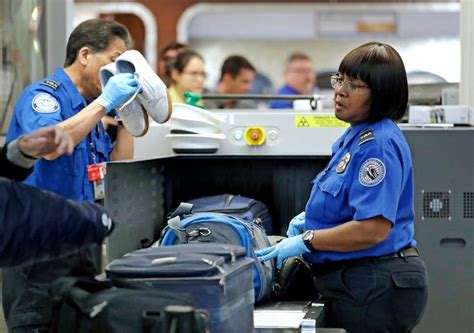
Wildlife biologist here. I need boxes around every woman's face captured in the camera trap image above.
[174,56,205,93]
[333,73,371,126]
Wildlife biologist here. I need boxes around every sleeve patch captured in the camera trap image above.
[359,158,385,187]
[31,93,60,114]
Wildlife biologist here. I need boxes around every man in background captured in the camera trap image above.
[269,52,315,109]
[206,55,256,109]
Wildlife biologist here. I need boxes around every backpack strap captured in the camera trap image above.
[167,202,194,243]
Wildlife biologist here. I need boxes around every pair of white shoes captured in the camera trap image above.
[100,50,172,137]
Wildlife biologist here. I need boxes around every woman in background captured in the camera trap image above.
[168,50,206,104]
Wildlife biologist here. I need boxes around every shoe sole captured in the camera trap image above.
[133,107,149,137]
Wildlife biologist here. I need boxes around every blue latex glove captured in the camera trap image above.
[95,73,138,113]
[287,211,306,237]
[256,235,310,269]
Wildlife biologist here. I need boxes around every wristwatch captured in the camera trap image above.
[302,230,315,252]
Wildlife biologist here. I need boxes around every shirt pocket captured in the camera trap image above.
[317,174,345,222]
[318,174,344,197]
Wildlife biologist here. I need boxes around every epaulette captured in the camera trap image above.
[40,79,60,90]
[358,128,375,145]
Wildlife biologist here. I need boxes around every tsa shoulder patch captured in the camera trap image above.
[358,158,385,187]
[31,93,60,114]
[358,129,375,145]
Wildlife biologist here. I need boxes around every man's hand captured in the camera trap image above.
[18,126,74,159]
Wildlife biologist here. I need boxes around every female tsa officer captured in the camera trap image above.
[257,42,428,333]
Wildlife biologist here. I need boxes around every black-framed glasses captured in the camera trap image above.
[330,73,369,93]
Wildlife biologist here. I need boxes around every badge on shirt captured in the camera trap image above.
[358,129,375,145]
[32,93,60,114]
[359,158,385,187]
[336,152,351,173]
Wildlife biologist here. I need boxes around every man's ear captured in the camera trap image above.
[77,47,92,66]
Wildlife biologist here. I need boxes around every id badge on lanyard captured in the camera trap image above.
[86,130,106,200]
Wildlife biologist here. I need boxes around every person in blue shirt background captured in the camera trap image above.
[3,19,138,332]
[258,42,428,333]
[269,52,315,109]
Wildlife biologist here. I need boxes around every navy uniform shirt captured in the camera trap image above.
[7,68,113,201]
[303,118,416,263]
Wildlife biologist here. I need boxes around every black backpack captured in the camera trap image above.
[50,277,207,333]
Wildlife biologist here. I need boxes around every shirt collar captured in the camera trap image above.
[51,67,87,109]
[343,121,373,147]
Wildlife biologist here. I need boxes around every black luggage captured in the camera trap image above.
[50,276,207,333]
[106,243,255,333]
[186,193,273,234]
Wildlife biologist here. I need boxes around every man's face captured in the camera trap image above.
[284,59,315,94]
[224,69,255,94]
[84,38,128,99]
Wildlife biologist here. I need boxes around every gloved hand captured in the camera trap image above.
[287,211,306,237]
[256,235,310,269]
[95,73,138,113]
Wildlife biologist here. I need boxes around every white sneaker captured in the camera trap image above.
[115,50,172,124]
[99,63,149,137]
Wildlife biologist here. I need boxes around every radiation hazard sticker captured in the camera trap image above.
[295,115,349,128]
[359,158,385,187]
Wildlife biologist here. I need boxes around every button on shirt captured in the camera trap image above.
[303,118,416,263]
[7,68,113,201]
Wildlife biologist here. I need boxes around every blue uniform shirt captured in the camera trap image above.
[7,68,113,201]
[269,85,299,109]
[303,118,416,263]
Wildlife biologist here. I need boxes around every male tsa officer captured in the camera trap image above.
[4,19,137,332]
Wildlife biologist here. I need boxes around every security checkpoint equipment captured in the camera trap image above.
[105,109,473,333]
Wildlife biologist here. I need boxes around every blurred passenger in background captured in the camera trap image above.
[169,50,206,104]
[269,52,316,109]
[159,41,187,87]
[206,55,256,109]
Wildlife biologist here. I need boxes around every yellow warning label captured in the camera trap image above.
[295,115,349,128]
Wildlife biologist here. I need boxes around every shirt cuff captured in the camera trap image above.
[6,139,38,169]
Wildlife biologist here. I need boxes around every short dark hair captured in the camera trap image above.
[338,41,408,122]
[219,55,255,81]
[171,50,204,74]
[162,42,187,59]
[64,19,132,66]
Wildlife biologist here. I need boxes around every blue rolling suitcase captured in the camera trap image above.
[106,243,254,333]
